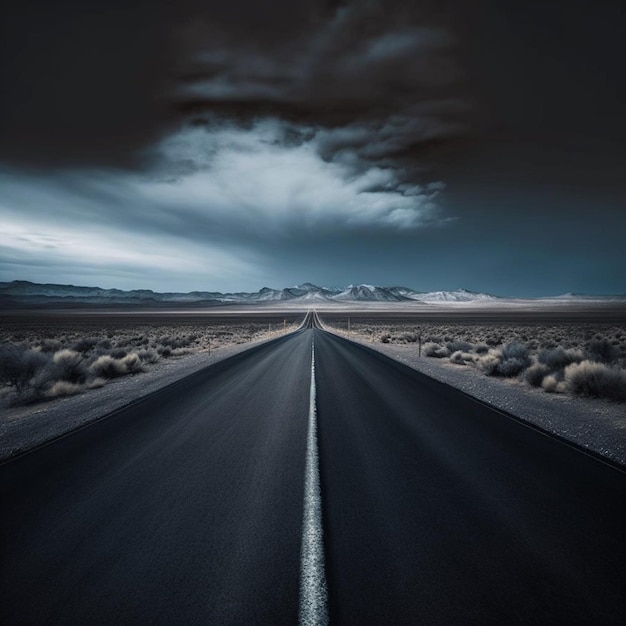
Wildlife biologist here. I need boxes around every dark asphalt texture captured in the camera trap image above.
[1,331,311,625]
[2,315,625,624]
[314,330,626,624]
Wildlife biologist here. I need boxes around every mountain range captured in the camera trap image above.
[0,280,623,308]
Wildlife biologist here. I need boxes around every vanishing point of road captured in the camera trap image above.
[1,312,625,624]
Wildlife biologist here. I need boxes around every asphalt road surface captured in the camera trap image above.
[2,312,625,624]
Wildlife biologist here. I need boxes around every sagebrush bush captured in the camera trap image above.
[501,342,530,363]
[497,357,528,377]
[586,339,619,364]
[89,355,129,379]
[0,344,50,392]
[475,351,501,376]
[564,361,626,401]
[525,363,550,387]
[137,349,160,364]
[449,350,473,365]
[446,340,473,353]
[423,342,450,358]
[47,380,84,397]
[538,347,584,370]
[39,339,63,353]
[52,349,87,383]
[541,375,562,393]
[120,353,143,374]
[473,344,530,377]
[494,343,531,377]
[71,337,98,354]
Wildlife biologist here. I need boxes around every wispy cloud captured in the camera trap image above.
[0,196,263,291]
[146,120,447,231]
[175,1,466,179]
[0,0,466,291]
[0,115,448,288]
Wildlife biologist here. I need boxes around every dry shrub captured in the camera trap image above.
[564,361,626,401]
[423,342,450,358]
[475,350,502,376]
[541,375,563,393]
[137,349,159,364]
[475,343,530,377]
[121,353,143,374]
[586,339,619,364]
[71,337,98,353]
[0,344,50,392]
[446,340,473,353]
[450,351,473,365]
[89,355,128,379]
[47,381,84,397]
[53,349,82,366]
[525,363,550,387]
[52,349,86,384]
[39,339,63,353]
[89,353,144,378]
[538,347,583,370]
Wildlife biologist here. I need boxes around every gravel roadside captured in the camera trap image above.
[3,327,624,467]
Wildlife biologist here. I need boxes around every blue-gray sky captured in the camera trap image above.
[1,0,624,296]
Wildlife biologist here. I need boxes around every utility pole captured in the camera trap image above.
[284,319,287,333]
[418,333,422,357]
[348,317,351,334]
[208,336,211,356]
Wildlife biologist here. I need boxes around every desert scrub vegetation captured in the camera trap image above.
[0,313,301,406]
[323,317,626,403]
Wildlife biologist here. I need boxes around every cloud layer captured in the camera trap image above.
[3,1,622,295]
[0,1,468,290]
[148,120,447,231]
[0,113,449,290]
[175,1,466,180]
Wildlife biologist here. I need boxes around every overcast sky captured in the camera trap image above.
[1,0,624,296]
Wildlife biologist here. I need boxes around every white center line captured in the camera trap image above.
[298,339,329,626]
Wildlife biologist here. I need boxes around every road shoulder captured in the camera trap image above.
[331,331,626,467]
[0,335,286,462]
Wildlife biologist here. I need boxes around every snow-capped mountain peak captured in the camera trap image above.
[3,280,620,308]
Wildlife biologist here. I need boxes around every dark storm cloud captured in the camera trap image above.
[1,0,624,295]
[175,0,466,179]
[0,0,179,168]
[0,0,466,175]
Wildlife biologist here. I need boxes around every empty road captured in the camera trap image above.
[1,312,625,624]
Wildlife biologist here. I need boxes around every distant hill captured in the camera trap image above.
[0,280,499,306]
[1,280,623,308]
